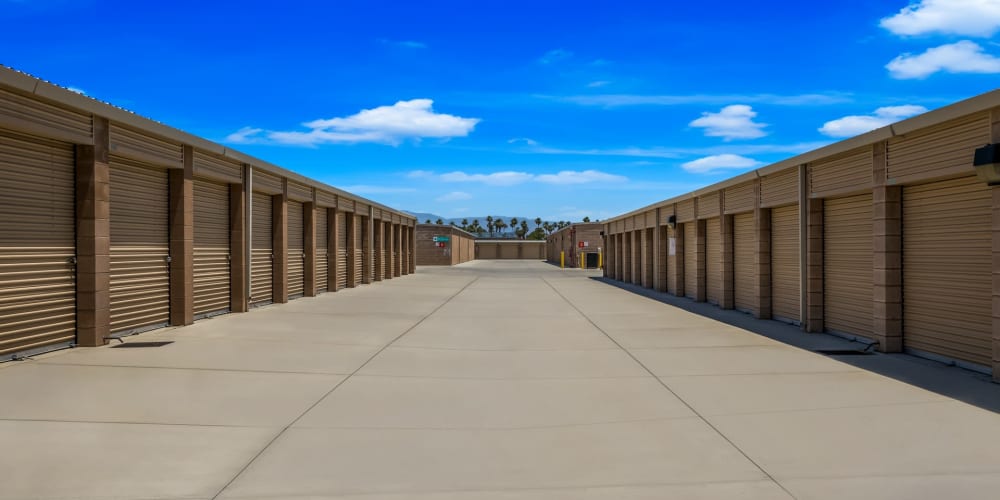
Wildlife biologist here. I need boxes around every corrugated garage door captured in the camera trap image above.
[251,192,273,306]
[353,215,363,285]
[683,223,697,299]
[903,177,991,367]
[479,244,498,259]
[824,193,873,338]
[500,244,518,259]
[288,200,304,298]
[0,131,76,359]
[666,228,676,294]
[644,228,654,286]
[193,178,229,318]
[109,158,170,335]
[733,212,754,313]
[706,218,721,305]
[336,212,347,289]
[771,205,799,324]
[316,208,328,293]
[374,223,384,279]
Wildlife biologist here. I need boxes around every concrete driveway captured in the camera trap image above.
[2,260,999,499]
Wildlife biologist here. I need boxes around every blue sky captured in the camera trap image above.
[3,0,999,221]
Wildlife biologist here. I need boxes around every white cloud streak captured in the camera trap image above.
[886,40,1000,79]
[225,99,480,146]
[681,154,763,174]
[880,0,1000,37]
[410,169,628,186]
[342,185,417,194]
[689,105,768,141]
[545,92,852,107]
[539,48,573,64]
[435,191,473,202]
[525,142,831,159]
[819,105,928,137]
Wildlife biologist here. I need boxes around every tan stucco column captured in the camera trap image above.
[168,146,194,326]
[75,116,111,346]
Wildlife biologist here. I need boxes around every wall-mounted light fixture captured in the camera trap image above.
[599,231,605,237]
[973,143,1000,185]
[667,215,677,230]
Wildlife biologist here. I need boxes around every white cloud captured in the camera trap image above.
[440,171,535,186]
[887,40,1000,78]
[587,80,611,88]
[819,105,929,137]
[378,38,428,49]
[409,169,627,186]
[539,49,573,64]
[535,170,627,185]
[689,105,768,141]
[65,86,86,95]
[435,191,473,202]
[342,185,417,194]
[681,154,763,174]
[528,141,831,159]
[507,137,539,146]
[225,99,480,146]
[225,126,265,144]
[546,92,851,107]
[881,0,1000,37]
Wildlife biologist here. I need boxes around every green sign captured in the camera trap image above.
[433,236,450,242]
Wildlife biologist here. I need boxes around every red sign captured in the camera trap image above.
[578,242,585,248]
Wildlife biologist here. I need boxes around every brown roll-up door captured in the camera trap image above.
[288,200,304,298]
[500,244,518,259]
[683,223,697,299]
[824,193,873,338]
[193,178,230,318]
[706,218,721,305]
[771,205,799,323]
[375,223,384,279]
[479,244,498,259]
[316,208,329,293]
[109,158,170,335]
[733,212,754,313]
[336,212,347,289]
[353,215,363,285]
[903,177,991,367]
[251,192,273,306]
[643,228,654,286]
[0,131,76,359]
[666,227,677,294]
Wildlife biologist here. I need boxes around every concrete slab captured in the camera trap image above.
[630,345,860,376]
[662,370,946,416]
[710,401,1000,480]
[0,420,275,500]
[605,326,779,349]
[170,310,418,346]
[396,317,618,351]
[219,420,768,498]
[0,362,343,426]
[40,336,380,374]
[359,346,650,379]
[295,375,692,429]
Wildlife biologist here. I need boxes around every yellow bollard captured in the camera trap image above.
[560,251,564,268]
[598,252,603,269]
[580,254,584,269]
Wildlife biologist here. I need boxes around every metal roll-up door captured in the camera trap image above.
[644,228,654,286]
[193,178,230,318]
[706,218,721,305]
[0,131,76,359]
[375,223,384,279]
[316,208,328,293]
[336,212,347,289]
[500,244,518,259]
[771,205,799,324]
[824,193,873,338]
[733,212,754,313]
[683,223,697,298]
[903,177,991,367]
[251,192,273,306]
[353,215,363,285]
[288,200,304,298]
[666,228,676,294]
[109,158,169,335]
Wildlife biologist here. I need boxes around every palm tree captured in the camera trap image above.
[534,217,542,230]
[461,218,469,231]
[486,216,494,237]
[495,219,506,237]
[582,216,591,222]
[519,220,528,239]
[435,218,443,225]
[510,218,518,234]
[425,219,431,224]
